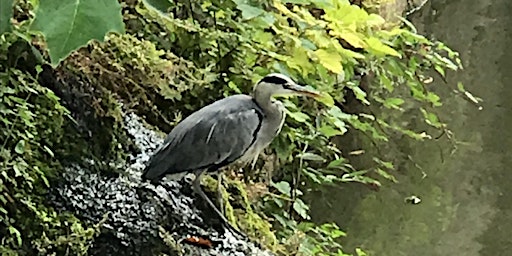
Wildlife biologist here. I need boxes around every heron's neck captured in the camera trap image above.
[253,87,280,115]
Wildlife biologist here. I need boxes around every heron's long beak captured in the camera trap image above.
[289,83,322,98]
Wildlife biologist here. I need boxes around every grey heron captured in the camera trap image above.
[142,73,321,237]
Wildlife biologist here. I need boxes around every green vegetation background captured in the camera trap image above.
[0,0,465,255]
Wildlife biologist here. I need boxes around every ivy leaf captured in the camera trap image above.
[314,49,343,73]
[32,0,125,66]
[0,0,13,34]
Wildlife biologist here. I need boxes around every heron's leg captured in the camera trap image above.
[192,170,246,239]
[217,173,224,215]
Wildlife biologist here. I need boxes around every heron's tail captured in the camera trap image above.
[141,164,160,182]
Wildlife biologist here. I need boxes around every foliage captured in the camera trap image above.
[0,33,99,254]
[1,0,466,255]
[0,0,14,34]
[64,33,218,132]
[133,0,463,253]
[31,0,125,66]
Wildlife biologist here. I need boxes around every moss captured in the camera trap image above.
[0,34,99,255]
[203,176,278,250]
[65,32,218,133]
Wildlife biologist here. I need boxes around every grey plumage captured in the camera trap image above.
[142,95,263,180]
[142,73,320,237]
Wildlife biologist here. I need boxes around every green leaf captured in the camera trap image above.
[380,74,394,92]
[302,168,322,184]
[319,125,343,137]
[327,158,346,169]
[8,226,22,246]
[366,37,401,57]
[272,181,291,197]
[293,198,310,220]
[426,92,442,107]
[315,92,335,107]
[356,248,368,256]
[330,30,366,48]
[43,145,54,157]
[298,152,325,162]
[350,86,370,105]
[142,0,174,13]
[272,213,290,227]
[314,49,343,73]
[420,108,442,128]
[457,82,466,92]
[236,4,264,20]
[383,97,404,109]
[14,140,25,154]
[434,65,445,77]
[13,163,22,177]
[287,111,310,123]
[32,0,125,66]
[0,0,13,34]
[375,168,398,183]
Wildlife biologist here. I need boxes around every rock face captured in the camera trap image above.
[49,113,273,256]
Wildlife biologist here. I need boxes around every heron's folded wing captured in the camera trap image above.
[142,96,262,180]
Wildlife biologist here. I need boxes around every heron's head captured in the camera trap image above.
[255,73,321,99]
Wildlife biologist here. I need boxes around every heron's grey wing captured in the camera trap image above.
[142,95,262,181]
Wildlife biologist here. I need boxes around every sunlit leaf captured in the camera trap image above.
[330,30,366,48]
[366,37,401,57]
[315,92,335,107]
[366,13,385,26]
[314,49,343,73]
